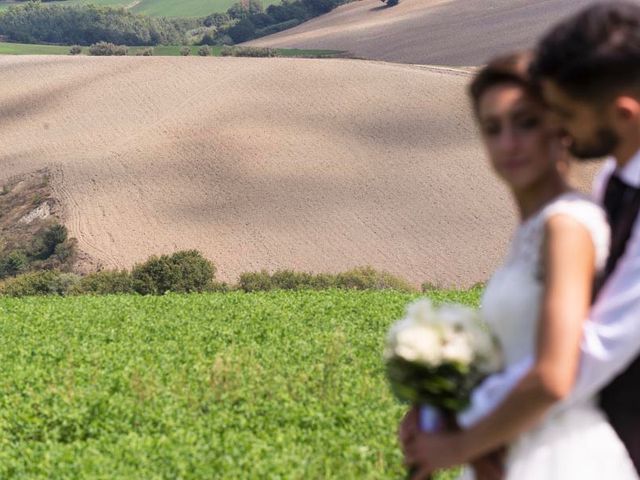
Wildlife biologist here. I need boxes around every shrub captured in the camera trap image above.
[220,45,277,57]
[238,270,273,292]
[227,18,256,44]
[199,31,218,46]
[0,250,28,279]
[89,42,128,56]
[136,47,154,56]
[30,224,68,260]
[211,281,232,293]
[421,281,438,292]
[270,270,314,290]
[216,34,234,46]
[28,238,77,273]
[335,266,415,292]
[52,238,76,264]
[308,272,338,289]
[269,270,336,290]
[204,12,232,28]
[197,45,211,56]
[131,250,216,295]
[237,267,411,292]
[227,0,264,20]
[0,271,79,297]
[249,13,275,29]
[69,45,82,55]
[180,46,191,56]
[71,270,134,295]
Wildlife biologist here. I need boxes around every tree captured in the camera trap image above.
[227,0,264,20]
[227,18,256,43]
[0,3,185,46]
[0,251,28,279]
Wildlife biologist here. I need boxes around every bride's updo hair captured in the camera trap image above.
[469,51,544,116]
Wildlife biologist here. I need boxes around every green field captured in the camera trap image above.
[0,0,282,17]
[0,289,477,478]
[0,41,343,58]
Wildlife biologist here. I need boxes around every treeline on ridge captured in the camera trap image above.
[209,0,350,44]
[0,2,195,46]
[0,0,351,47]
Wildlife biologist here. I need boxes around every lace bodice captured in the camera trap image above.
[481,192,610,366]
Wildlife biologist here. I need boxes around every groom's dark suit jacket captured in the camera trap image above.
[595,175,640,473]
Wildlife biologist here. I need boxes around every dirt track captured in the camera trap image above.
[1,55,524,287]
[248,0,632,66]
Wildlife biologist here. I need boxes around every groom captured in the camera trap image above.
[401,2,640,478]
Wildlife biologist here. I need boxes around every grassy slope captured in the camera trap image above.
[0,41,342,57]
[132,0,281,17]
[0,41,74,55]
[0,0,282,16]
[0,289,476,478]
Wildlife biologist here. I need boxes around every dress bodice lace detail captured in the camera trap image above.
[481,192,610,366]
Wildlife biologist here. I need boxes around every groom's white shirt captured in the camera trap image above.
[458,149,640,428]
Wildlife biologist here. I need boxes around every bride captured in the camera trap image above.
[400,52,638,480]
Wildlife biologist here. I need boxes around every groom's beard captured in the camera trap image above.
[570,127,620,160]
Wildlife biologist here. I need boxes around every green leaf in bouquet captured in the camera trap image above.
[422,375,457,393]
[442,397,468,411]
[389,381,419,404]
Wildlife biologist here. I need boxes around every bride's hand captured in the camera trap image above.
[405,430,462,478]
[399,405,420,448]
[472,448,506,480]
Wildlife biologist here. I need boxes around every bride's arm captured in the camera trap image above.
[403,214,595,477]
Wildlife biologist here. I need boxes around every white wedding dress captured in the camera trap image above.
[459,192,638,480]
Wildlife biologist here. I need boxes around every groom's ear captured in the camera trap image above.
[613,96,640,123]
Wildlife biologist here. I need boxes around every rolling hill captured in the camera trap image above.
[1,55,518,287]
[249,0,638,65]
[1,1,606,287]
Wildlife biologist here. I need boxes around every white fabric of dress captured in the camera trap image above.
[459,192,638,480]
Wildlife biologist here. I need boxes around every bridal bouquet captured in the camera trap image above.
[384,299,502,429]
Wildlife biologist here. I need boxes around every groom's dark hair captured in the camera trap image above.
[532,1,640,102]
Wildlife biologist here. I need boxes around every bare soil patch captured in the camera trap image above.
[0,169,81,274]
[0,170,58,252]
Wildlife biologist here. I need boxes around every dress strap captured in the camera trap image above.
[541,193,610,272]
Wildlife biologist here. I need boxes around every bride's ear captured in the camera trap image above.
[548,136,571,177]
[555,153,571,179]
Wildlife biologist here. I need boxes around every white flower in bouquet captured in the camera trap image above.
[384,298,503,411]
[441,331,474,365]
[391,321,442,365]
[438,303,477,328]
